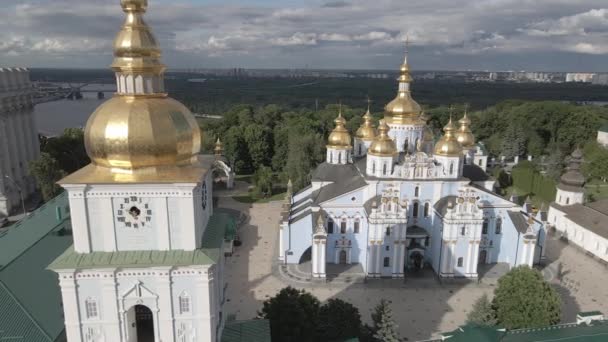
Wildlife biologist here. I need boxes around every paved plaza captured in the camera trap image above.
[219,192,608,340]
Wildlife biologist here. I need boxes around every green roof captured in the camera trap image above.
[221,319,271,342]
[438,320,608,342]
[49,212,235,270]
[0,193,71,342]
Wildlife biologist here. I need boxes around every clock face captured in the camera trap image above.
[202,181,208,210]
[116,196,153,229]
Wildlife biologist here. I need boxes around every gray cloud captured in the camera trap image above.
[0,0,607,70]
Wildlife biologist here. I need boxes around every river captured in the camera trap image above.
[34,84,115,136]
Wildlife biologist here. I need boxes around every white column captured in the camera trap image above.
[465,241,473,275]
[67,187,92,253]
[312,241,319,276]
[440,241,450,275]
[448,242,456,274]
[392,242,399,277]
[157,197,171,250]
[101,271,121,341]
[179,192,197,251]
[59,273,84,342]
[196,269,216,342]
[156,269,175,342]
[375,244,381,276]
[278,226,285,261]
[471,242,480,277]
[320,241,326,277]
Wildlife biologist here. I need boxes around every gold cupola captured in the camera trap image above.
[355,104,377,141]
[384,43,423,125]
[455,110,476,149]
[83,0,201,172]
[327,108,352,149]
[214,137,224,157]
[368,120,398,157]
[434,116,463,157]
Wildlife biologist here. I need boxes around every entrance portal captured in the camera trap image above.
[339,250,347,264]
[127,305,155,342]
[479,250,487,265]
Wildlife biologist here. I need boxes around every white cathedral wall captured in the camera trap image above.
[387,123,424,153]
[554,215,608,263]
[284,214,313,264]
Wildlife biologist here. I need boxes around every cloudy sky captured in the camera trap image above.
[1,0,608,71]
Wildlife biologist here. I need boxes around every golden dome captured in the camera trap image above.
[355,108,377,141]
[327,110,352,149]
[85,96,201,170]
[214,137,224,156]
[434,117,463,157]
[455,111,476,149]
[368,120,398,157]
[112,0,165,75]
[384,51,423,125]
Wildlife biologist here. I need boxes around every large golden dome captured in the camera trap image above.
[368,120,397,157]
[82,0,201,172]
[384,54,423,125]
[455,112,476,149]
[327,110,352,149]
[434,117,463,157]
[355,108,377,141]
[85,96,201,170]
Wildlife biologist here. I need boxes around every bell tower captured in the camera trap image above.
[49,1,225,341]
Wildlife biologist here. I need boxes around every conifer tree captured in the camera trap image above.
[466,294,497,326]
[371,299,400,342]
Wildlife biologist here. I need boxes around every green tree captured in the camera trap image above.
[259,286,320,342]
[29,153,66,201]
[492,266,561,329]
[501,123,526,159]
[284,133,325,191]
[253,166,274,198]
[467,294,497,326]
[223,126,252,174]
[371,299,400,342]
[243,123,273,169]
[41,128,89,173]
[583,141,608,182]
[317,298,362,341]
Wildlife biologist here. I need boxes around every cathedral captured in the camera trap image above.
[279,49,547,279]
[48,1,229,341]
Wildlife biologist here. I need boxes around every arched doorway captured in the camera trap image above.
[299,246,312,264]
[127,305,155,342]
[411,252,423,270]
[339,250,347,264]
[479,250,487,264]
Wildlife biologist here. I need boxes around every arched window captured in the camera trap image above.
[85,298,98,319]
[372,162,376,174]
[457,257,463,267]
[482,219,489,235]
[354,219,360,234]
[566,197,570,205]
[338,152,342,164]
[449,162,454,175]
[414,186,420,197]
[404,139,409,152]
[383,163,387,175]
[385,227,391,236]
[424,203,430,217]
[413,202,419,218]
[327,219,334,234]
[179,293,190,314]
[330,152,333,163]
[340,219,347,234]
[383,257,390,267]
[358,144,362,155]
[478,159,482,166]
[461,226,466,236]
[495,218,502,234]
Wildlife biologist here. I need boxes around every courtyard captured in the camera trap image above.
[218,187,608,340]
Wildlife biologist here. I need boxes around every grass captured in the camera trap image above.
[585,180,608,201]
[504,186,550,208]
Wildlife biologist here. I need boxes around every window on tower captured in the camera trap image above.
[495,218,502,234]
[413,202,419,218]
[85,298,98,319]
[461,226,466,236]
[327,219,334,234]
[457,257,463,267]
[340,219,346,234]
[482,219,489,235]
[338,152,342,164]
[449,162,454,175]
[385,227,391,236]
[384,257,390,267]
[354,219,360,233]
[424,202,430,217]
[383,164,387,176]
[415,186,420,197]
[179,293,191,314]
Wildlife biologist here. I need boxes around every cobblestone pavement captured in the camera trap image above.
[219,195,608,340]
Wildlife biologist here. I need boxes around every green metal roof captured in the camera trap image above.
[0,193,71,342]
[221,319,271,342]
[49,212,234,270]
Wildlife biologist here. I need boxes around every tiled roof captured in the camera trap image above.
[552,200,608,240]
[221,319,271,342]
[0,192,72,342]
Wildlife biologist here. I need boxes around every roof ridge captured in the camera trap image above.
[0,280,52,341]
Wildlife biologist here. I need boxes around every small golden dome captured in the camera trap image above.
[368,120,398,157]
[434,117,463,157]
[327,110,352,149]
[355,108,377,141]
[455,111,475,149]
[214,137,224,156]
[85,95,201,170]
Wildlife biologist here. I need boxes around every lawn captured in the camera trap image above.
[232,191,286,204]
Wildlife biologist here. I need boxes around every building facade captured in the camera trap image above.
[279,51,546,279]
[49,1,228,341]
[0,67,40,217]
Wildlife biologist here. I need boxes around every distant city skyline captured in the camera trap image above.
[1,0,608,71]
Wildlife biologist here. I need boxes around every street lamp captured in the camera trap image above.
[4,175,26,217]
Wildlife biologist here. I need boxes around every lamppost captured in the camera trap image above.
[4,175,26,217]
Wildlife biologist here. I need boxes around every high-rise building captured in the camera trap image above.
[0,67,40,218]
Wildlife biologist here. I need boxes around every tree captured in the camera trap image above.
[467,294,497,326]
[253,166,274,198]
[317,298,362,341]
[259,287,320,342]
[371,299,400,342]
[223,126,253,174]
[41,128,89,173]
[501,123,526,159]
[284,133,325,191]
[583,141,608,182]
[243,123,273,169]
[492,266,561,329]
[29,153,66,201]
